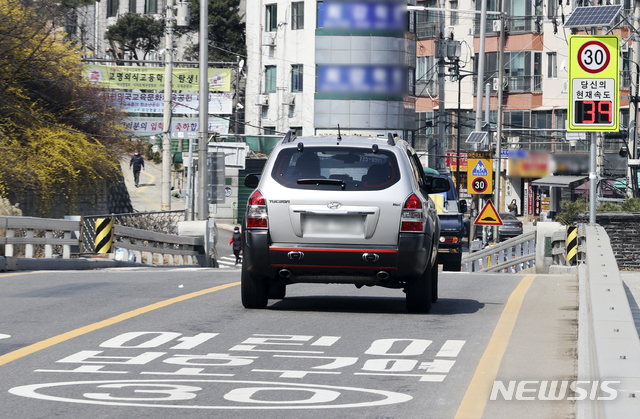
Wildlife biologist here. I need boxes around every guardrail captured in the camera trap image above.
[0,216,82,259]
[113,224,204,266]
[577,224,640,418]
[461,230,536,273]
[0,215,207,269]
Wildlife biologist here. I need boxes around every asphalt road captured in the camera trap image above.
[0,269,577,419]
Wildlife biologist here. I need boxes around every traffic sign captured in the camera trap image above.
[474,200,503,226]
[467,154,492,195]
[568,35,619,132]
[471,177,488,194]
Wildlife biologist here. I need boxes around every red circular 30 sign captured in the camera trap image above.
[471,177,488,194]
[577,40,610,74]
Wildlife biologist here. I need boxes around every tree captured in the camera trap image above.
[183,0,246,62]
[105,12,165,62]
[0,0,126,215]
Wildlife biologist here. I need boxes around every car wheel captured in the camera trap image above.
[405,265,433,313]
[268,282,286,300]
[431,260,439,303]
[443,261,462,272]
[241,257,268,309]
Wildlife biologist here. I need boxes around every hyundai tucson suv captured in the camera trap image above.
[241,131,450,313]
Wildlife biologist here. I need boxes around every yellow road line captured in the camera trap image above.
[0,272,39,279]
[136,170,161,210]
[454,274,536,419]
[0,281,240,367]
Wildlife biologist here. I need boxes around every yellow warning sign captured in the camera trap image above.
[474,200,503,226]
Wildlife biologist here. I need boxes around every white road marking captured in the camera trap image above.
[9,379,413,409]
[436,340,466,357]
[0,334,10,340]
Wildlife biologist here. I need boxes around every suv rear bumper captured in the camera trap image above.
[243,230,433,283]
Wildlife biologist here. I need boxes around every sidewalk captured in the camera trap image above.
[120,157,185,213]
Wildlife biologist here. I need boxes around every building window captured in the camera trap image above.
[476,51,542,92]
[547,52,557,78]
[266,4,278,32]
[416,56,438,96]
[292,2,304,30]
[107,0,119,17]
[264,126,277,135]
[145,0,157,14]
[129,0,136,13]
[291,65,303,92]
[450,1,458,26]
[290,127,302,137]
[265,66,277,93]
[547,0,557,19]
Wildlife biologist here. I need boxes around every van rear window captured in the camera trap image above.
[271,147,400,191]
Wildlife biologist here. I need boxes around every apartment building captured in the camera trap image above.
[244,1,417,139]
[415,0,633,213]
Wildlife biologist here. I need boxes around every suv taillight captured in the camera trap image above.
[247,190,268,229]
[400,193,425,232]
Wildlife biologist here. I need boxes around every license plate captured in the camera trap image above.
[303,215,365,236]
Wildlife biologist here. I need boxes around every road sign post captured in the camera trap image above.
[467,151,493,195]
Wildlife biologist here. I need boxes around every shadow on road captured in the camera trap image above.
[268,296,484,315]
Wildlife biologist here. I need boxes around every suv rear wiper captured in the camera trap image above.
[297,178,346,190]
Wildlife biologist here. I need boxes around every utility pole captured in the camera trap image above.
[198,0,209,220]
[631,0,640,197]
[474,0,488,132]
[436,0,446,172]
[161,0,175,211]
[493,6,506,241]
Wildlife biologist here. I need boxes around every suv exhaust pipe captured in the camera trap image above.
[376,271,389,280]
[279,269,292,278]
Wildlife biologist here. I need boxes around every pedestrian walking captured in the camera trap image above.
[129,151,145,187]
[228,226,242,265]
[508,199,518,217]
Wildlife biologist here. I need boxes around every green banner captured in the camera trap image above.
[83,65,231,92]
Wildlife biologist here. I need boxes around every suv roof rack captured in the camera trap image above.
[282,129,296,144]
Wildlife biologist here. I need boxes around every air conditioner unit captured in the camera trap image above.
[262,32,276,46]
[621,43,629,53]
[493,77,508,92]
[257,94,269,106]
[284,93,295,106]
[107,17,118,27]
[561,80,568,94]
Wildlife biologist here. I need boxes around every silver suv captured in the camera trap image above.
[241,132,450,313]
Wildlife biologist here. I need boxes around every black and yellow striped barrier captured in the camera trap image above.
[95,218,114,254]
[566,226,578,266]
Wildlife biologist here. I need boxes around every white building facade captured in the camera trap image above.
[245,1,418,139]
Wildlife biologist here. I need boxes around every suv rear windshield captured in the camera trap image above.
[271,146,400,191]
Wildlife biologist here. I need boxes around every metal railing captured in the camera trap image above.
[462,230,536,273]
[1,216,82,259]
[113,224,204,266]
[82,210,184,253]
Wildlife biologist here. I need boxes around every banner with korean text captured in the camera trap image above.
[83,65,231,91]
[101,92,233,114]
[124,117,230,138]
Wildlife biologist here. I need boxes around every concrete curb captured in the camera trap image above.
[578,225,640,418]
[0,256,199,271]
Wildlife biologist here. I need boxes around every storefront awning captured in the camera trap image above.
[531,175,588,188]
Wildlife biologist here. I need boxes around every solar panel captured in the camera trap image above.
[564,5,623,28]
[465,131,488,144]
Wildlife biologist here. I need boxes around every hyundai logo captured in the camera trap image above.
[327,202,342,209]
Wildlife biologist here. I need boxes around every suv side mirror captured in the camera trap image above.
[425,176,450,194]
[459,199,468,213]
[244,173,261,188]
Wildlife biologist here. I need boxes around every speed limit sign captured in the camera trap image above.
[577,40,610,74]
[471,177,488,194]
[568,35,619,132]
